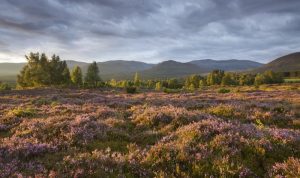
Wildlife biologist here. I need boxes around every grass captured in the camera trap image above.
[8,107,37,117]
[284,78,300,83]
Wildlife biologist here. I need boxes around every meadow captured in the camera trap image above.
[0,84,299,177]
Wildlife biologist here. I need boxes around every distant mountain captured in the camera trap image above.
[189,59,263,71]
[66,60,89,70]
[139,60,207,79]
[0,63,25,76]
[97,60,154,80]
[252,52,300,73]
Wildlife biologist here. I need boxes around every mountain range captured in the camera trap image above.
[0,52,299,81]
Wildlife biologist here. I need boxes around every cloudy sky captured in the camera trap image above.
[0,0,299,63]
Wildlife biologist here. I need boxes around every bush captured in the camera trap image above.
[8,107,37,117]
[163,88,181,94]
[0,82,11,91]
[125,86,137,94]
[218,88,230,93]
[207,104,236,119]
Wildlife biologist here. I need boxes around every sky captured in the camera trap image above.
[0,0,300,63]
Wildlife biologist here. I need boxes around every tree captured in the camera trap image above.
[109,79,117,87]
[263,70,283,84]
[134,72,140,87]
[185,74,202,89]
[199,79,207,87]
[71,66,83,87]
[17,52,70,88]
[147,80,155,89]
[120,80,128,88]
[167,78,180,89]
[84,62,101,88]
[207,70,224,85]
[61,61,71,85]
[254,73,266,86]
[239,74,255,86]
[155,82,162,91]
[221,73,235,86]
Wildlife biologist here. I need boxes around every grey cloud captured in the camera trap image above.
[0,0,299,63]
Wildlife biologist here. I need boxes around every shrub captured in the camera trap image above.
[8,107,37,117]
[144,119,300,177]
[125,86,137,94]
[163,88,181,94]
[207,104,236,119]
[0,82,11,91]
[131,105,203,131]
[218,88,230,93]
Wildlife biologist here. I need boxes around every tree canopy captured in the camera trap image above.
[84,61,101,88]
[17,53,70,88]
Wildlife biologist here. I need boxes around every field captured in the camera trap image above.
[284,78,300,83]
[0,84,300,177]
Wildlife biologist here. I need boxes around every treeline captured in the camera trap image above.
[105,69,284,91]
[17,53,102,88]
[281,71,300,78]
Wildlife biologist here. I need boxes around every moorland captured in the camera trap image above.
[0,84,299,177]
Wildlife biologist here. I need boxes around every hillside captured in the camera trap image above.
[0,63,25,76]
[189,59,263,71]
[252,52,300,73]
[140,60,207,79]
[97,60,154,80]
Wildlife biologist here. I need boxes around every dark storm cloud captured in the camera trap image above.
[0,0,299,62]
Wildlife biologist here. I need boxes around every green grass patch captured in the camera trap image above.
[8,107,37,117]
[218,88,231,93]
[284,78,300,83]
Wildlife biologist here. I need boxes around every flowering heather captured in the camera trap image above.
[0,85,299,177]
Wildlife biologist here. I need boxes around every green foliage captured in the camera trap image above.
[255,70,283,86]
[71,66,83,87]
[207,104,236,118]
[185,74,202,89]
[84,61,101,88]
[221,73,237,86]
[199,79,207,87]
[17,53,71,88]
[218,88,230,93]
[146,80,156,88]
[263,70,284,84]
[163,88,181,94]
[207,70,225,85]
[167,78,181,89]
[284,78,300,83]
[133,72,140,87]
[8,107,36,117]
[109,79,117,87]
[155,82,162,91]
[254,73,265,86]
[0,82,11,91]
[239,74,255,85]
[125,86,137,94]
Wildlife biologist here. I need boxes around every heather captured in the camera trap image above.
[0,84,299,177]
